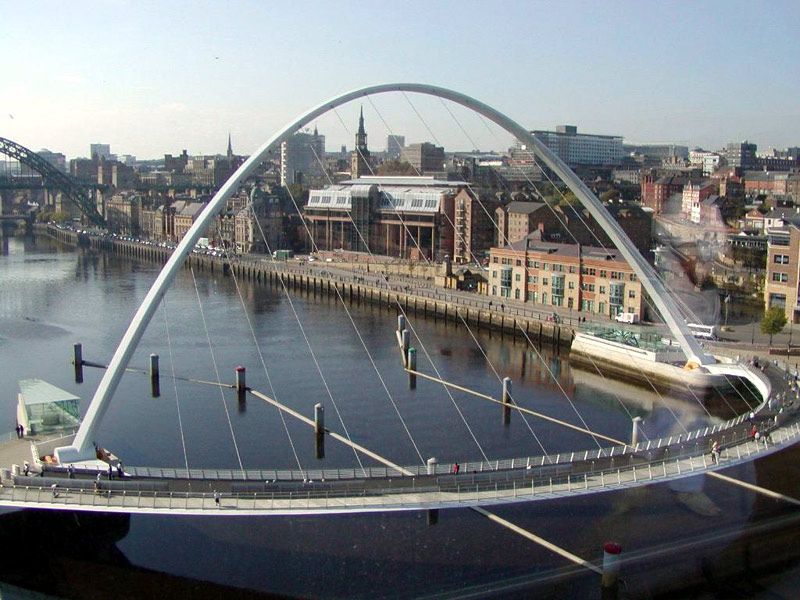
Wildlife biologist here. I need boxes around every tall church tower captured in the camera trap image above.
[227,132,233,161]
[350,107,371,179]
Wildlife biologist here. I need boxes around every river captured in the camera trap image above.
[0,233,798,599]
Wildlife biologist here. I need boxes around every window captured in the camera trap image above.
[515,289,520,299]
[492,285,497,295]
[515,273,521,282]
[534,261,540,268]
[492,270,497,278]
[628,290,636,298]
[568,281,575,289]
[543,263,549,271]
[629,273,637,282]
[527,275,534,283]
[516,259,522,266]
[774,254,790,264]
[493,257,498,263]
[772,272,789,283]
[600,286,606,294]
[599,270,607,278]
[542,293,547,304]
[569,266,576,274]
[542,278,549,286]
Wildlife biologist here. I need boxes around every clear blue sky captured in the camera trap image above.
[2,0,798,159]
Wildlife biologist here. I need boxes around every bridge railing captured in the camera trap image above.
[3,421,798,511]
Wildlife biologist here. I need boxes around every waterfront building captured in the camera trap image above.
[532,125,623,167]
[304,175,484,261]
[174,202,206,241]
[487,236,643,318]
[764,222,800,322]
[106,191,141,235]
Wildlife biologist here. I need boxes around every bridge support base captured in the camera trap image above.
[73,343,83,384]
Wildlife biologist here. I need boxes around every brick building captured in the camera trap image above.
[487,237,644,318]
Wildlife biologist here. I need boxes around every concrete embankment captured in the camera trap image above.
[39,225,575,348]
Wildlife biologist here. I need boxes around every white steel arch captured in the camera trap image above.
[55,83,714,463]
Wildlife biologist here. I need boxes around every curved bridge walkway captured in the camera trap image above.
[1,363,797,516]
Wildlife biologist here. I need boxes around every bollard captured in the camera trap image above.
[426,457,438,475]
[397,314,406,333]
[235,366,246,402]
[73,343,83,384]
[408,347,417,389]
[150,354,160,398]
[502,377,512,426]
[631,416,642,447]
[315,403,325,459]
[401,329,410,367]
[601,542,622,599]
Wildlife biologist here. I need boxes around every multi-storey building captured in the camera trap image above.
[90,144,112,160]
[640,172,688,214]
[744,172,800,199]
[386,135,405,160]
[304,176,478,260]
[531,125,623,167]
[681,180,717,217]
[764,223,800,322]
[725,141,758,170]
[487,237,643,318]
[403,142,445,174]
[174,202,206,242]
[280,128,326,186]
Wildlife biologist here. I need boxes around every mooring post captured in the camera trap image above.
[601,542,622,599]
[631,416,642,447]
[315,402,325,459]
[397,314,406,333]
[502,377,512,425]
[73,343,83,384]
[408,347,417,389]
[149,354,160,397]
[235,366,246,402]
[401,329,410,367]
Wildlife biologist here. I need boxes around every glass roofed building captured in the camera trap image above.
[304,176,493,261]
[17,379,81,436]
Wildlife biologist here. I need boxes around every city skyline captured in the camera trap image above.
[2,0,799,159]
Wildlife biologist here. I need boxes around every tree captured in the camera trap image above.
[376,160,416,176]
[760,307,787,346]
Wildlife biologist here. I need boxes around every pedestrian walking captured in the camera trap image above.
[117,463,124,479]
[213,490,220,507]
[51,483,59,498]
[710,440,720,464]
[68,464,75,479]
[19,424,24,438]
[23,461,29,476]
[108,464,113,480]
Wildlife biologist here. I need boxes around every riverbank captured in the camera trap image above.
[39,224,576,348]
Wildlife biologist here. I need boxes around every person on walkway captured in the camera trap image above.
[19,425,24,438]
[710,440,720,464]
[23,461,29,476]
[50,483,59,498]
[108,464,113,480]
[68,464,75,479]
[15,424,21,438]
[117,463,124,479]
[213,490,220,507]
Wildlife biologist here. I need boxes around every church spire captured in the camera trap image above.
[227,132,233,159]
[357,106,366,137]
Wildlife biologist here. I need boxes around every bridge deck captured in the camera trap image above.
[1,405,798,515]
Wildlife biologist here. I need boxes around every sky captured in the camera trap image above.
[2,0,799,160]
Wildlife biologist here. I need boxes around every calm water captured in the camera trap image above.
[0,233,798,599]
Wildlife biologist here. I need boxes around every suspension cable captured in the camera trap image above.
[189,267,245,474]
[161,297,190,473]
[248,191,368,474]
[213,220,303,471]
